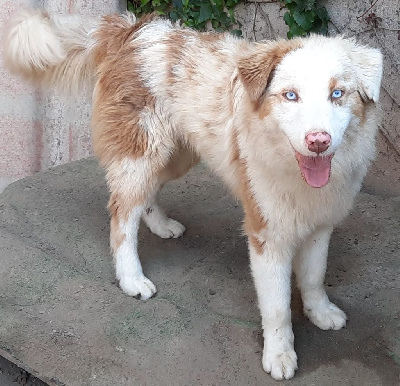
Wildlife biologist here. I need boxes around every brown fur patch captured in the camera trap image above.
[258,95,278,120]
[107,182,150,253]
[228,73,240,115]
[92,77,152,165]
[165,31,187,94]
[198,32,223,43]
[329,77,339,93]
[198,32,226,55]
[93,13,158,66]
[108,193,127,253]
[91,15,158,165]
[158,145,200,184]
[238,39,303,101]
[248,235,265,255]
[229,128,267,254]
[352,91,367,125]
[241,164,267,255]
[164,30,226,96]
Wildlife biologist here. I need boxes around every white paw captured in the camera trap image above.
[304,301,347,330]
[149,218,185,239]
[119,275,157,300]
[262,346,298,381]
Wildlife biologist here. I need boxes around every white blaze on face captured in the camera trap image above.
[268,38,356,188]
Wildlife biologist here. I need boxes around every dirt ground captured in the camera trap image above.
[0,152,399,386]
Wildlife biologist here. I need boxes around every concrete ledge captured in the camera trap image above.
[0,159,399,385]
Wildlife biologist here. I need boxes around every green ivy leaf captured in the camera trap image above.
[288,23,306,37]
[283,11,294,27]
[316,6,329,21]
[172,0,183,9]
[211,4,221,17]
[128,0,327,34]
[296,0,315,12]
[310,16,322,31]
[293,9,314,30]
[295,0,306,12]
[319,19,328,35]
[191,11,200,20]
[169,10,178,20]
[305,0,316,10]
[212,19,220,28]
[198,3,213,23]
[285,2,297,11]
[228,8,237,20]
[219,11,231,24]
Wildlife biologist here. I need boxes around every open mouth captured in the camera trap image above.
[295,151,334,188]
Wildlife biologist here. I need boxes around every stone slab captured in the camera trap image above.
[0,159,399,385]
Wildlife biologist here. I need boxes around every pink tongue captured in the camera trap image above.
[295,152,334,188]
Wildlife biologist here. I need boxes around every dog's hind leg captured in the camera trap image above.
[106,147,198,299]
[106,157,162,300]
[293,226,347,330]
[142,193,186,239]
[142,146,199,239]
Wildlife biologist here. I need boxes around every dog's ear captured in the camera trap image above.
[238,39,302,101]
[345,39,383,103]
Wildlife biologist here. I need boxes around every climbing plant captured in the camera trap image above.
[126,0,329,38]
[282,0,329,38]
[127,0,242,34]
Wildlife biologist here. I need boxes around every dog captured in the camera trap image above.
[3,9,383,380]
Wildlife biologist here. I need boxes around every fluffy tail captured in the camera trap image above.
[3,9,136,93]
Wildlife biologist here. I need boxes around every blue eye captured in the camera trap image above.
[332,89,343,99]
[285,91,298,101]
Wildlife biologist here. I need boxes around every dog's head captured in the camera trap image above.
[238,36,383,188]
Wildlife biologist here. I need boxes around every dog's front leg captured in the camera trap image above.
[249,243,297,380]
[293,226,347,330]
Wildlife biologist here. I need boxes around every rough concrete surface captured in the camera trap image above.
[0,159,399,386]
[0,354,46,386]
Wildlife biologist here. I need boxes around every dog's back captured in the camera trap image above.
[4,10,245,171]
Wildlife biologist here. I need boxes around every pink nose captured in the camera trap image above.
[305,132,331,154]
